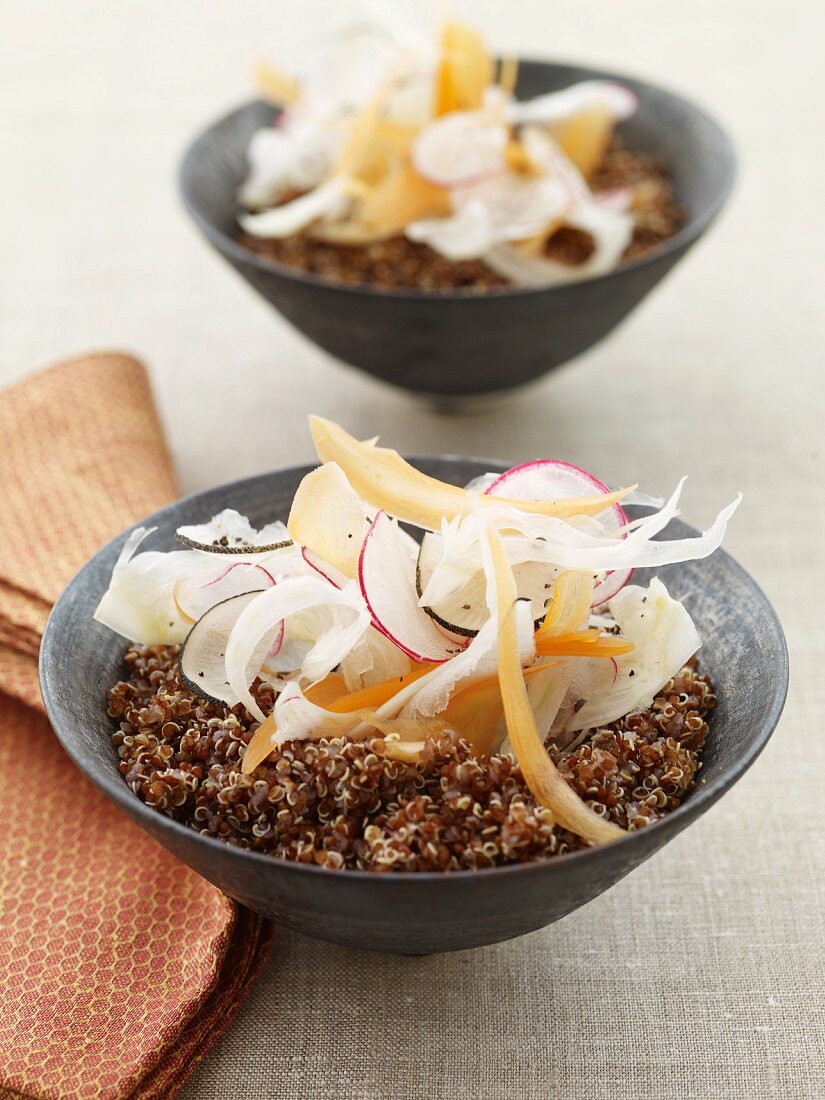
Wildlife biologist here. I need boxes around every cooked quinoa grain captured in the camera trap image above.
[237,142,685,291]
[108,645,713,872]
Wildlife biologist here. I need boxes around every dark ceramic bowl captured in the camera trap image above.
[41,459,786,954]
[179,60,735,401]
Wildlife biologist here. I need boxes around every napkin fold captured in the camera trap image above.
[0,353,272,1100]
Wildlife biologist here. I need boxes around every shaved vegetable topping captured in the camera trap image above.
[237,12,646,284]
[536,570,594,636]
[176,510,292,554]
[435,21,493,115]
[288,461,367,578]
[96,415,740,852]
[359,510,468,662]
[225,576,372,723]
[484,523,623,845]
[309,416,633,530]
[180,590,274,705]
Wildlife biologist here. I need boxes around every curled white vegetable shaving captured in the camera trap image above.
[238,123,342,209]
[94,528,219,644]
[552,578,701,736]
[225,575,371,722]
[240,180,350,239]
[506,80,638,127]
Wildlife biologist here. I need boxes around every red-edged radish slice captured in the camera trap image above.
[301,546,348,589]
[177,509,292,555]
[486,459,631,605]
[359,511,468,663]
[590,567,633,607]
[486,459,628,531]
[174,562,277,623]
[309,416,633,529]
[179,590,274,705]
[412,111,507,188]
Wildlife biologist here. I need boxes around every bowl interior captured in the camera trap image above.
[180,60,735,293]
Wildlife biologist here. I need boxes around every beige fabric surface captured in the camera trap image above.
[1,1,823,1097]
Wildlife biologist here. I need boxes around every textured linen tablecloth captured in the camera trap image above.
[1,1,823,1097]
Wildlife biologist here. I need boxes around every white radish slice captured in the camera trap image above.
[225,575,371,722]
[301,547,348,589]
[176,509,292,555]
[590,567,633,608]
[507,81,639,127]
[459,173,570,241]
[179,590,276,705]
[416,531,558,635]
[411,111,507,188]
[486,458,631,608]
[358,511,468,663]
[486,459,628,532]
[173,562,278,623]
[239,179,349,239]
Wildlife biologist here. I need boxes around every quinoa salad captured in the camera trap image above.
[96,417,740,872]
[236,12,684,291]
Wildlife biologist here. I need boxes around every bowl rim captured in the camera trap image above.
[40,457,788,888]
[178,57,737,302]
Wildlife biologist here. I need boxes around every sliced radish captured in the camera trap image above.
[225,575,371,722]
[485,459,628,533]
[174,562,277,623]
[486,458,631,607]
[407,173,569,261]
[411,111,507,188]
[301,546,348,589]
[590,567,633,607]
[179,590,273,705]
[176,509,292,555]
[359,511,468,663]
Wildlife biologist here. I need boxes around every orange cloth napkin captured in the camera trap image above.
[0,353,272,1100]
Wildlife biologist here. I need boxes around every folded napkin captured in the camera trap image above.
[0,353,272,1100]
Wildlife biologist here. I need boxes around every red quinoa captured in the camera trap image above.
[108,646,713,872]
[238,142,685,291]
